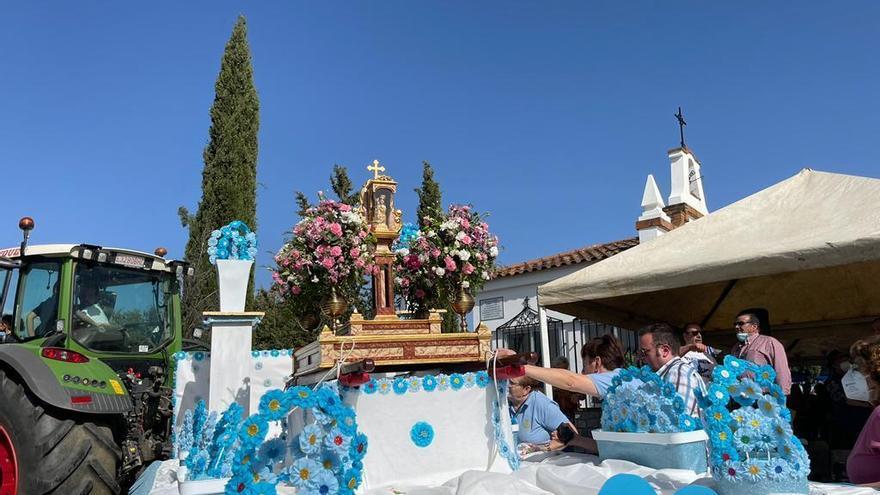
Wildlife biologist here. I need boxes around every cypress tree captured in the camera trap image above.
[180,15,260,336]
[415,161,442,229]
[330,164,360,205]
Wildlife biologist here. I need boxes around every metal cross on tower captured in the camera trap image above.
[368,159,385,179]
[675,106,687,149]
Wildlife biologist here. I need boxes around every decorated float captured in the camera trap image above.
[150,164,826,495]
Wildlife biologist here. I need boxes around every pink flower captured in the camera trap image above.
[460,235,472,246]
[355,259,365,268]
[272,272,282,285]
[329,246,342,257]
[461,218,470,229]
[292,286,302,295]
[350,247,361,258]
[415,289,426,299]
[339,204,352,212]
[445,256,457,272]
[322,257,335,269]
[431,249,441,258]
[463,262,475,275]
[329,223,343,237]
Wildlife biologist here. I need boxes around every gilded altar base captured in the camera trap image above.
[293,311,492,382]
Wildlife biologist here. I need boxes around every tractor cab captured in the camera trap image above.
[0,243,189,356]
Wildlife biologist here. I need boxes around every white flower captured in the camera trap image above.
[396,248,409,256]
[311,276,319,283]
[456,250,470,261]
[434,267,446,276]
[462,281,470,288]
[489,246,499,257]
[440,221,456,231]
[455,231,467,241]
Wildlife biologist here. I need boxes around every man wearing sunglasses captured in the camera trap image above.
[679,323,720,382]
[730,310,792,395]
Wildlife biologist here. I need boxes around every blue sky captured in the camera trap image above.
[2,2,878,288]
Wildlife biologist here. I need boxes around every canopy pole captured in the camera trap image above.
[537,301,553,400]
[700,279,738,328]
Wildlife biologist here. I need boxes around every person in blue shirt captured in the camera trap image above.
[508,376,572,447]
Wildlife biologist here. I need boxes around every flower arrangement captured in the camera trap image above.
[226,383,366,495]
[394,205,499,314]
[696,356,809,492]
[208,221,258,264]
[601,366,701,433]
[176,400,245,481]
[272,200,376,318]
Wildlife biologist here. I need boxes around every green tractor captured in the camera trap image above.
[0,218,198,494]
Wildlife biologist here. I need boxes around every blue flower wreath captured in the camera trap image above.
[226,383,366,495]
[601,366,701,433]
[175,400,245,481]
[207,220,258,264]
[697,355,810,487]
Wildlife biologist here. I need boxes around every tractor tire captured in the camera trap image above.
[0,369,122,495]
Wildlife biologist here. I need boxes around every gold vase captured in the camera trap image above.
[320,287,349,331]
[298,313,321,332]
[451,286,475,332]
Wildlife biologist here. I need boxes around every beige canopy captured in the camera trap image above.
[538,169,880,338]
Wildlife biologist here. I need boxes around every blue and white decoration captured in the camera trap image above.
[282,371,519,491]
[207,220,258,264]
[696,355,810,495]
[172,349,295,437]
[602,366,701,433]
[176,400,244,480]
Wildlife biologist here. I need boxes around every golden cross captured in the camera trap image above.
[367,159,385,179]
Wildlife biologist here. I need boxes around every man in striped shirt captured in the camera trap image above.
[638,323,707,418]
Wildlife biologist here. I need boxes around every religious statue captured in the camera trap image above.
[374,195,388,228]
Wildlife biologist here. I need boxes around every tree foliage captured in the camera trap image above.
[330,164,360,205]
[180,15,259,336]
[251,289,317,350]
[415,161,442,229]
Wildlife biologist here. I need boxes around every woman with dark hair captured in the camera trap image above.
[499,334,626,399]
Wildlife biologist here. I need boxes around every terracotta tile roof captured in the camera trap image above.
[492,237,639,279]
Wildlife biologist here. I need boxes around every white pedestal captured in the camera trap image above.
[203,312,263,415]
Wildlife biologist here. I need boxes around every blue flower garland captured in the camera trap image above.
[360,371,490,396]
[697,355,810,487]
[207,220,258,264]
[601,366,700,433]
[226,383,366,495]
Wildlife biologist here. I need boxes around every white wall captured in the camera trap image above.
[471,264,585,332]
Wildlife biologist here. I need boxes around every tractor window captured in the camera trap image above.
[71,263,173,353]
[14,261,62,339]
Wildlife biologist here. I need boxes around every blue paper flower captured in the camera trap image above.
[449,373,465,390]
[392,377,409,395]
[476,371,490,388]
[311,468,339,495]
[422,375,438,391]
[238,416,269,450]
[258,389,290,421]
[324,427,351,456]
[287,385,317,408]
[288,457,323,489]
[350,432,368,460]
[437,374,450,391]
[299,423,325,455]
[407,376,422,392]
[410,421,435,447]
[362,379,378,394]
[464,373,477,388]
[257,438,286,465]
[339,468,362,495]
[378,378,392,395]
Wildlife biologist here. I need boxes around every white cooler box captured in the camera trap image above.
[592,429,709,473]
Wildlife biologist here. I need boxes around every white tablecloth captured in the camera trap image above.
[142,454,877,495]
